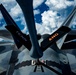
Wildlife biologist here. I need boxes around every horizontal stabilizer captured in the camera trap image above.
[0,41,13,45]
[0,30,12,40]
[41,26,71,51]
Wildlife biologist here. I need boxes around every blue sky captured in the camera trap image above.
[0,0,76,34]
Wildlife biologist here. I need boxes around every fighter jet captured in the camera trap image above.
[0,0,76,75]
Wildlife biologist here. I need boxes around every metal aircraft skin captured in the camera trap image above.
[0,0,76,75]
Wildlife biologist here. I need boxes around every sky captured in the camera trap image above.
[0,0,76,35]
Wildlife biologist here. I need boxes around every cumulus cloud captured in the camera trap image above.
[33,0,44,9]
[0,0,44,30]
[42,11,58,27]
[22,26,28,34]
[0,0,15,3]
[71,16,76,28]
[45,0,74,10]
[10,4,22,18]
[0,0,44,9]
[37,9,66,34]
[38,0,75,34]
[0,0,16,10]
[0,24,6,30]
[0,0,75,35]
[41,10,62,33]
[34,9,40,15]
[0,12,3,20]
[21,17,28,34]
[36,23,51,35]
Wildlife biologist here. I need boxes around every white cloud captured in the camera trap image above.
[21,17,28,34]
[41,10,61,33]
[10,4,22,18]
[22,26,28,34]
[0,0,44,9]
[36,23,51,35]
[45,0,74,10]
[0,12,3,20]
[38,0,75,34]
[0,0,75,35]
[0,0,44,31]
[0,0,16,10]
[33,0,44,9]
[0,0,15,3]
[34,9,40,15]
[0,24,6,30]
[71,16,76,27]
[22,22,53,35]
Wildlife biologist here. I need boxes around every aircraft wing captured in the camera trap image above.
[0,30,13,40]
[0,41,14,46]
[61,30,76,50]
[0,29,25,49]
